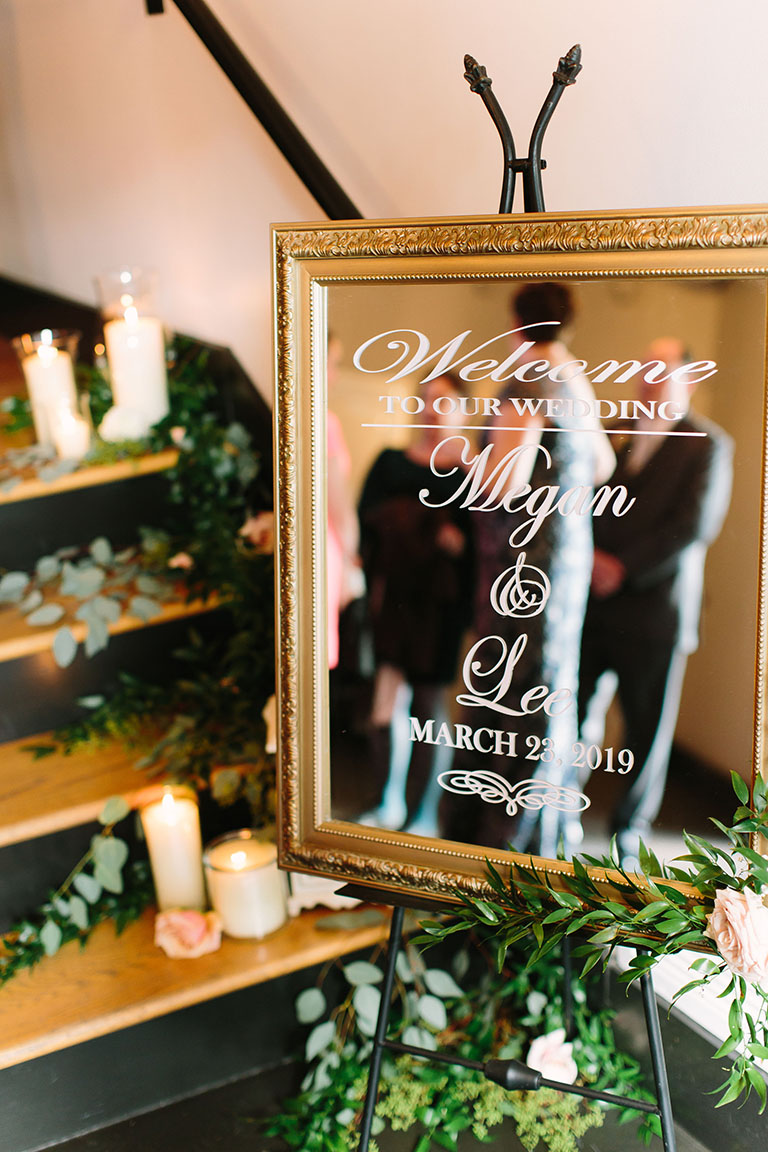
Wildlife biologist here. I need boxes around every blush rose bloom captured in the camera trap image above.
[704,887,768,983]
[240,511,274,553]
[526,1028,578,1084]
[154,910,222,958]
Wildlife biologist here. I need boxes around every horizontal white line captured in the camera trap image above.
[360,422,706,438]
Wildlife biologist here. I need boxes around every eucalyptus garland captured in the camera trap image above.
[416,772,768,1115]
[13,338,276,823]
[0,798,152,985]
[265,929,656,1151]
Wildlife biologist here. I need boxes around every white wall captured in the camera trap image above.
[2,0,768,395]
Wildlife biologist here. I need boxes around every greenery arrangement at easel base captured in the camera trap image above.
[0,797,153,985]
[416,771,768,1116]
[8,337,277,826]
[264,926,657,1151]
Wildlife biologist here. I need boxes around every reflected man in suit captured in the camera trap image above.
[578,337,734,863]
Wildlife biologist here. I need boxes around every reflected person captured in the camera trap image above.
[440,283,614,856]
[358,373,474,834]
[578,337,734,865]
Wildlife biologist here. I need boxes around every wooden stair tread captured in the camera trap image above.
[0,586,217,664]
[0,733,149,848]
[0,448,178,505]
[0,905,390,1069]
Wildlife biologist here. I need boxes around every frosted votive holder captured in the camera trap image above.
[203,831,288,939]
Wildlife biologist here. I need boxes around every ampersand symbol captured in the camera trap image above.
[489,552,551,618]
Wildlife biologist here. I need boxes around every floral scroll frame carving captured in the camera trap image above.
[272,205,768,913]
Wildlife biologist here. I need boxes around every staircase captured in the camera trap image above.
[0,278,390,1152]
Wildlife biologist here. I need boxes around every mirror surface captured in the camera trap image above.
[325,276,765,866]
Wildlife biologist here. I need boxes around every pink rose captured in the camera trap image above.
[240,512,274,553]
[154,910,222,958]
[705,887,768,983]
[168,552,194,570]
[526,1027,578,1084]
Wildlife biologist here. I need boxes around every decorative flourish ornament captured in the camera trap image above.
[437,770,591,817]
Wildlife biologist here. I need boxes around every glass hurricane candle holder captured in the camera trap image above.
[203,831,288,939]
[96,267,169,433]
[11,328,80,448]
[138,785,206,912]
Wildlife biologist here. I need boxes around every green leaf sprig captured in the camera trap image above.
[415,772,768,1115]
[0,797,153,985]
[265,929,654,1151]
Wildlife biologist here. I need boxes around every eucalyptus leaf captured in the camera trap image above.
[19,589,43,614]
[127,595,163,622]
[418,993,447,1031]
[92,595,122,622]
[62,565,105,598]
[0,571,29,603]
[40,919,63,957]
[84,613,110,657]
[92,835,129,873]
[78,694,105,710]
[305,1020,336,1062]
[99,796,130,825]
[135,574,167,597]
[395,950,415,983]
[73,871,102,904]
[26,602,66,627]
[89,537,113,565]
[225,422,251,450]
[52,626,78,668]
[68,895,90,931]
[35,555,60,582]
[353,983,381,1024]
[94,861,123,894]
[424,969,464,999]
[343,960,383,986]
[296,987,326,1024]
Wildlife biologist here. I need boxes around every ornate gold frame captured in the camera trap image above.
[273,206,768,905]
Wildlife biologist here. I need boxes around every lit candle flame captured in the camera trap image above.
[230,850,248,871]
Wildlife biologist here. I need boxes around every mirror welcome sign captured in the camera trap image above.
[273,207,767,906]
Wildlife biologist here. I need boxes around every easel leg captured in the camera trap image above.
[640,967,677,1152]
[358,903,405,1151]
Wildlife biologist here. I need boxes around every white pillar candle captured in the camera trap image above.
[103,308,169,427]
[140,789,206,911]
[50,405,91,461]
[20,343,78,447]
[203,832,288,939]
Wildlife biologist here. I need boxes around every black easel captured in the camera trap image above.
[351,47,678,1152]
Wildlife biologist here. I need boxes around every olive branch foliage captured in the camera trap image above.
[265,923,657,1151]
[414,771,768,1116]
